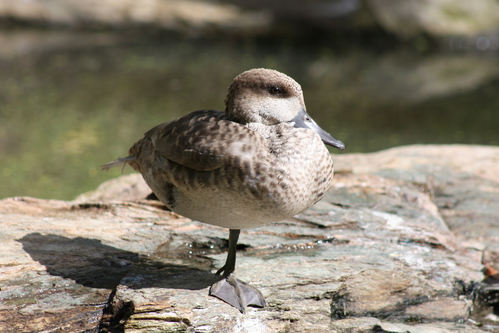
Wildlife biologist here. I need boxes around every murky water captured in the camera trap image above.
[1,30,498,200]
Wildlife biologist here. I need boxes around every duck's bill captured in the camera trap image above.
[292,108,346,150]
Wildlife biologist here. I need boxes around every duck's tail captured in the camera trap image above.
[101,156,136,172]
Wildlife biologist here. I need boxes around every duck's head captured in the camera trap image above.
[225,68,345,150]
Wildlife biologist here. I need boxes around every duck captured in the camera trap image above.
[102,68,345,313]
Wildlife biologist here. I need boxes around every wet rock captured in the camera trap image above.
[1,145,498,332]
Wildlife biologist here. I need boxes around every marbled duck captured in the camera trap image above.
[102,68,345,313]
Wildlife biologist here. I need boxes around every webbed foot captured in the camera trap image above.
[209,274,266,313]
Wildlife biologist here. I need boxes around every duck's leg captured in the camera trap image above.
[215,229,240,276]
[209,229,266,313]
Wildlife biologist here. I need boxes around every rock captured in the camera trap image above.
[2,0,499,38]
[1,145,497,332]
[366,0,499,37]
[74,173,151,203]
[334,144,499,242]
[331,319,485,333]
[0,0,271,34]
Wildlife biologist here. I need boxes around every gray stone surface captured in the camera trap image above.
[335,145,499,244]
[367,0,499,37]
[1,145,498,332]
[2,0,499,38]
[0,0,272,34]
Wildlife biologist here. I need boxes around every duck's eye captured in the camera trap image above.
[269,86,281,95]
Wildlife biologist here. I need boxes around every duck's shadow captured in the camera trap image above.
[17,233,218,290]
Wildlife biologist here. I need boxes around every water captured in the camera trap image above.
[1,30,498,200]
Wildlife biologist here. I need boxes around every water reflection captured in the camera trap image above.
[0,30,498,200]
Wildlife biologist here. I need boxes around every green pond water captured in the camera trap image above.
[1,30,498,200]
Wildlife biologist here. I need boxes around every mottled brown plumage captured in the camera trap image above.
[102,68,345,313]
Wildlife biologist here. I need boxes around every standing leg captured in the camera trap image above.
[209,229,266,313]
[216,229,240,277]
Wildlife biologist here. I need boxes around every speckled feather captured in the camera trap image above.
[121,69,336,229]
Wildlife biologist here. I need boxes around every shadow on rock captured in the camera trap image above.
[17,232,215,290]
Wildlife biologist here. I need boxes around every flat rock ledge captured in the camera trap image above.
[1,144,499,333]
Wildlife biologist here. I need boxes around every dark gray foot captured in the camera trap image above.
[209,274,266,313]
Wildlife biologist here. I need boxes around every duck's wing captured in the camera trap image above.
[145,110,263,172]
